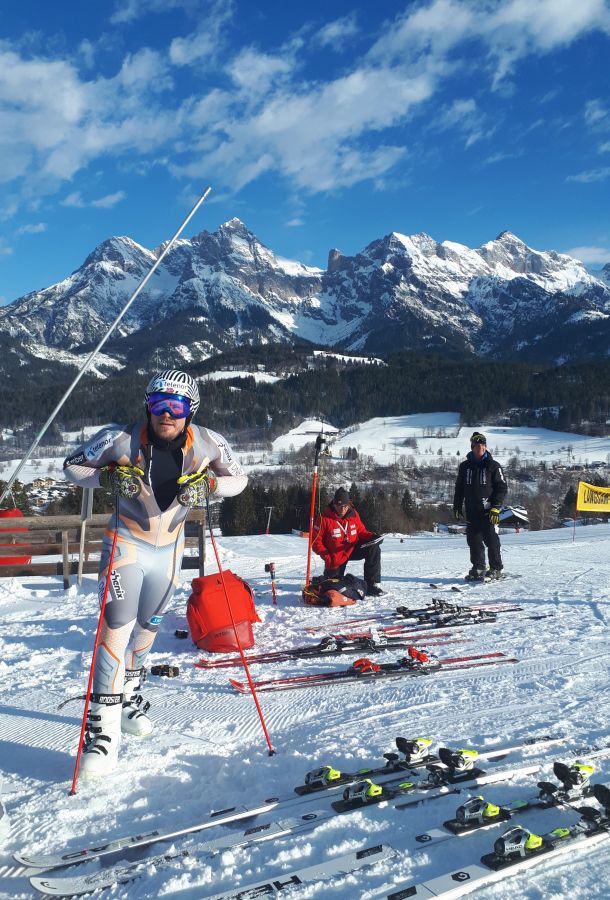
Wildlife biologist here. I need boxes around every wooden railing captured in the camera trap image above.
[0,497,206,589]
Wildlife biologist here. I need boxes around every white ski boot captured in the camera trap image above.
[122,668,152,737]
[80,694,122,778]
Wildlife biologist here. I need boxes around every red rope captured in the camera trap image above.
[70,508,119,794]
[207,500,275,755]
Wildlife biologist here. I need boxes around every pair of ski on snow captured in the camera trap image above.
[371,780,610,899]
[17,734,577,895]
[228,650,519,693]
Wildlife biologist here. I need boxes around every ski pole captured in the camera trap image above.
[0,187,212,508]
[206,496,275,756]
[70,506,120,794]
[305,434,326,589]
[265,562,277,605]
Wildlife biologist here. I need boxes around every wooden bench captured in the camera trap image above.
[0,500,206,588]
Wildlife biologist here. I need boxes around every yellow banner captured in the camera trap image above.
[576,481,610,512]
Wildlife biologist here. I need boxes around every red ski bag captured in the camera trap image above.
[186,571,260,652]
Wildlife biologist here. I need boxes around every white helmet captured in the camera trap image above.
[145,369,200,417]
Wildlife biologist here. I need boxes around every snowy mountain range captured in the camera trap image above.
[2,219,610,376]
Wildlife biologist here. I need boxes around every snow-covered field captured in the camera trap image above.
[1,524,610,898]
[200,371,283,384]
[271,413,610,471]
[3,415,609,487]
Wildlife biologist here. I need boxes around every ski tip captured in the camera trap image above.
[229,678,247,692]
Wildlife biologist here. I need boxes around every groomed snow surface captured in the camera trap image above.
[1,524,610,898]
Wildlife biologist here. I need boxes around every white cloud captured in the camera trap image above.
[600,141,610,153]
[1,0,610,214]
[15,222,46,235]
[62,191,85,208]
[286,218,304,227]
[111,0,199,25]
[567,167,610,183]
[0,242,13,256]
[78,39,96,70]
[174,64,431,192]
[567,245,610,264]
[0,39,180,198]
[61,190,126,208]
[483,149,523,165]
[368,0,610,85]
[315,14,359,50]
[91,190,127,208]
[169,0,233,66]
[435,98,493,147]
[585,99,609,129]
[227,47,295,96]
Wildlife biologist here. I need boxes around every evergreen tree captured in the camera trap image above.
[401,487,416,518]
[559,486,577,520]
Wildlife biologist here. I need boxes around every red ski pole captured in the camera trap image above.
[207,497,275,755]
[305,434,326,589]
[70,507,119,794]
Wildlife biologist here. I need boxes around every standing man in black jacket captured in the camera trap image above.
[453,431,507,581]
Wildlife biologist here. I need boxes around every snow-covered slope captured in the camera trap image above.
[1,526,610,897]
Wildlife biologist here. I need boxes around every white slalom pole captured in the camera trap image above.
[0,187,212,507]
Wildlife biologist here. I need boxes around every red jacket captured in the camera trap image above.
[312,504,374,570]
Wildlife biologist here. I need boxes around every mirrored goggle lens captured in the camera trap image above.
[147,393,191,418]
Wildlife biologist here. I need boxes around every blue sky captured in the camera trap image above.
[1,0,609,304]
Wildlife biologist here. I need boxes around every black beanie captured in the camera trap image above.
[333,487,350,504]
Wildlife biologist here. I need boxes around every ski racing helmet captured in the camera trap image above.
[145,369,200,422]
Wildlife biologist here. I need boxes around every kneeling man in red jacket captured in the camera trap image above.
[312,487,384,597]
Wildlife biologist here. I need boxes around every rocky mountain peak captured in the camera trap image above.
[219,217,252,237]
[82,236,153,273]
[1,222,609,370]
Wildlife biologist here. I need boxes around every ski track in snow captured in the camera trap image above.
[1,528,610,898]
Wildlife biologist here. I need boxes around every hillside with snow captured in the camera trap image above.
[3,415,610,493]
[1,524,610,898]
[1,222,609,379]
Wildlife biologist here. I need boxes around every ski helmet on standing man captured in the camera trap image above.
[145,369,200,423]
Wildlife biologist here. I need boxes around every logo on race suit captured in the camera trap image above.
[65,451,86,466]
[150,615,163,626]
[207,428,244,476]
[86,433,114,460]
[110,570,125,600]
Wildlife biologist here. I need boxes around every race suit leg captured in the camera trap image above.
[124,535,185,671]
[466,517,486,570]
[92,532,184,695]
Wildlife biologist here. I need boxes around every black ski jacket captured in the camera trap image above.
[453,451,507,520]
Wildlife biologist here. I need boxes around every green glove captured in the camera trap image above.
[99,464,144,500]
[489,507,501,525]
[176,470,218,508]
[453,507,463,520]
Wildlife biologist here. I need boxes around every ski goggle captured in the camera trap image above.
[146,392,191,419]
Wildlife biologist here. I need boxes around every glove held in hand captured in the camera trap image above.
[489,507,501,525]
[177,470,217,508]
[99,464,144,500]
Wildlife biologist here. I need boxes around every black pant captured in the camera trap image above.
[466,516,502,570]
[325,542,381,587]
